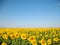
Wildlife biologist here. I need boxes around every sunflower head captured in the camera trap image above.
[2,34,8,40]
[40,39,46,45]
[0,31,2,36]
[1,42,7,45]
[54,37,59,42]
[31,40,37,45]
[28,36,36,41]
[21,33,27,40]
[10,34,15,39]
[15,32,20,38]
[47,39,52,45]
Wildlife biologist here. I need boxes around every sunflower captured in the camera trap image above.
[1,42,7,45]
[47,39,52,45]
[28,36,36,41]
[0,31,2,36]
[2,34,8,40]
[53,37,59,42]
[15,32,20,38]
[40,39,46,45]
[10,34,15,39]
[31,40,37,45]
[21,33,27,40]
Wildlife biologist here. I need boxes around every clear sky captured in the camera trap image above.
[0,0,60,28]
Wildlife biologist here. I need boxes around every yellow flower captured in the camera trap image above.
[31,40,37,45]
[2,34,8,40]
[21,33,27,40]
[15,32,20,38]
[0,31,2,36]
[28,36,36,41]
[54,37,59,42]
[40,39,46,45]
[47,39,51,45]
[10,34,15,39]
[1,42,7,45]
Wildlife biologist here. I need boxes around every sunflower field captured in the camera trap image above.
[0,28,60,45]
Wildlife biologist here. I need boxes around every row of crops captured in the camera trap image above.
[0,28,60,45]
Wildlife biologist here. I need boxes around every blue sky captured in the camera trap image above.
[0,0,60,28]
